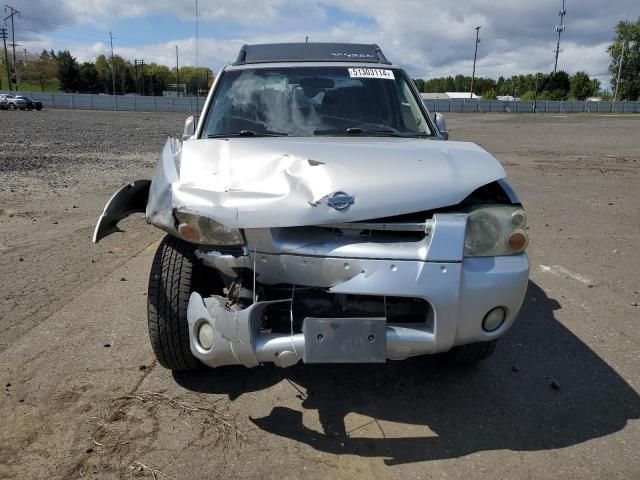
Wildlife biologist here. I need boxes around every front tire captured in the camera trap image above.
[446,340,497,364]
[147,235,201,371]
[8,104,16,110]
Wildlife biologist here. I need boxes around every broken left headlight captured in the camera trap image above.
[174,211,245,246]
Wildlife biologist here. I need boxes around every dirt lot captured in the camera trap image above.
[1,110,639,479]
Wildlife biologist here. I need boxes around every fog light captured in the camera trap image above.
[482,307,506,332]
[198,322,214,350]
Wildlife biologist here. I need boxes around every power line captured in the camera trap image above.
[21,19,170,52]
[15,11,197,65]
[18,15,177,59]
[19,14,109,36]
[553,0,566,74]
[18,27,175,59]
[20,15,171,51]
[18,31,178,61]
[19,23,106,42]
[17,25,104,44]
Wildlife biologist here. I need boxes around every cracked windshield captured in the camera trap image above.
[203,67,432,137]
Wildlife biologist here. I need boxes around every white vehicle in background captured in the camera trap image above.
[0,93,27,110]
[94,43,529,371]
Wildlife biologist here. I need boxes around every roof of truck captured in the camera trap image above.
[233,42,391,66]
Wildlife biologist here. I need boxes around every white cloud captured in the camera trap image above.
[14,0,326,30]
[11,0,640,82]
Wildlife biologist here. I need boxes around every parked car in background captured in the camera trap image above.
[0,94,27,110]
[15,95,43,111]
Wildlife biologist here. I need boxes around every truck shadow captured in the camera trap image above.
[174,281,640,465]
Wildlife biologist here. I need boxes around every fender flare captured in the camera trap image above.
[92,180,151,243]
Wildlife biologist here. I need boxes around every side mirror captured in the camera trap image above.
[183,115,197,140]
[434,112,448,140]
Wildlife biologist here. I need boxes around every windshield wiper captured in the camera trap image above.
[208,129,288,138]
[314,127,416,137]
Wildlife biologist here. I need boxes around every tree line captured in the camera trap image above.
[10,51,601,100]
[608,18,640,101]
[1,49,213,96]
[413,71,602,100]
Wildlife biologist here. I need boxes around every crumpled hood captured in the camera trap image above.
[148,136,505,229]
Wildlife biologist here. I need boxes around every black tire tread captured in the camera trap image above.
[147,235,201,371]
[448,340,497,363]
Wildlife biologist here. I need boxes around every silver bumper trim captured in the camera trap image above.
[187,252,529,368]
[187,292,436,368]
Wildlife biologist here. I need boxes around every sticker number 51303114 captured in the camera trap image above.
[348,68,395,80]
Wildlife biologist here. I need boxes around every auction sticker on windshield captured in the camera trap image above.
[348,68,395,79]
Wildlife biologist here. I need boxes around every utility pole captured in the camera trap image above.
[614,40,625,101]
[470,26,481,99]
[533,73,540,113]
[133,58,138,94]
[195,0,199,109]
[109,31,116,95]
[134,59,145,95]
[175,45,180,96]
[1,28,9,90]
[4,5,19,90]
[553,0,566,74]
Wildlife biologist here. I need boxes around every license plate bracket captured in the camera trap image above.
[302,317,386,363]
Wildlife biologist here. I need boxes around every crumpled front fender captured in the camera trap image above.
[92,137,181,243]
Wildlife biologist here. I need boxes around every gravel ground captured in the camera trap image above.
[0,110,639,479]
[0,110,184,352]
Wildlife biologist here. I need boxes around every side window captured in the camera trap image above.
[398,78,427,133]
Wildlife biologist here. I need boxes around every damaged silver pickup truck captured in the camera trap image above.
[94,43,529,371]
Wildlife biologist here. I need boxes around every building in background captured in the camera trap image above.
[421,92,481,100]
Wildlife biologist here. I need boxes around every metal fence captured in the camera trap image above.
[4,90,640,114]
[422,98,640,114]
[3,91,203,112]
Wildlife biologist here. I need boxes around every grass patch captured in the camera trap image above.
[14,81,62,93]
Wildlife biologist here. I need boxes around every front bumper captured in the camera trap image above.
[188,254,528,368]
[187,213,529,367]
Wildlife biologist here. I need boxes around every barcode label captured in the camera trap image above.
[348,68,395,80]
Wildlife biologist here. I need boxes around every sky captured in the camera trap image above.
[6,0,640,88]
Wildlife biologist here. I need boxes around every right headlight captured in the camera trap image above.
[464,205,529,257]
